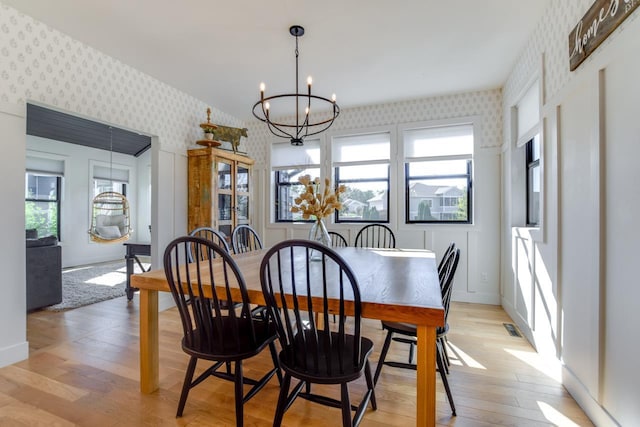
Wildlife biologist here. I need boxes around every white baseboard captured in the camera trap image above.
[452,290,500,305]
[501,296,535,346]
[562,366,620,427]
[0,341,29,368]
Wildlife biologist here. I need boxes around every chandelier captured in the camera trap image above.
[252,25,340,146]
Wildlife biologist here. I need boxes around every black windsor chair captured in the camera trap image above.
[373,247,460,416]
[260,239,377,427]
[163,236,281,426]
[354,224,395,248]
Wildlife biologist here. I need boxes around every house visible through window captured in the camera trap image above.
[25,173,61,240]
[526,134,540,226]
[332,132,391,223]
[403,123,473,223]
[272,139,320,222]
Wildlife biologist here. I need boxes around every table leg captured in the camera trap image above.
[140,289,159,394]
[416,325,437,427]
[125,253,136,301]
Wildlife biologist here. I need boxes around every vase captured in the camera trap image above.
[308,218,331,260]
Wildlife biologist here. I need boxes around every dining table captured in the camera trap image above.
[131,246,445,427]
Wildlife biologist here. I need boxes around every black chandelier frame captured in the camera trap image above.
[252,25,340,146]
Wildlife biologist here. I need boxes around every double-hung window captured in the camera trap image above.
[404,123,473,223]
[93,165,128,197]
[272,139,321,222]
[25,173,62,240]
[526,134,540,226]
[25,156,64,240]
[516,78,541,228]
[332,132,391,223]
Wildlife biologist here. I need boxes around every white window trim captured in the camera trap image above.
[398,116,480,231]
[327,125,397,225]
[267,137,326,226]
[510,55,545,243]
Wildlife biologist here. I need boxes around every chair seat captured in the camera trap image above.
[382,321,448,337]
[183,317,277,360]
[280,330,374,384]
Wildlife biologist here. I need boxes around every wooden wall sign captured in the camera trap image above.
[569,0,640,71]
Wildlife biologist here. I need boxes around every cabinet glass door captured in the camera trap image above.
[216,160,233,236]
[236,164,250,225]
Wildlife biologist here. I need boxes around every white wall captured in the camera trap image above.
[0,2,244,366]
[0,102,29,366]
[501,1,640,425]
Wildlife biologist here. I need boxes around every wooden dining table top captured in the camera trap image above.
[133,246,445,327]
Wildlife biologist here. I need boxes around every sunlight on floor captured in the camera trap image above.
[446,341,486,369]
[538,401,581,427]
[503,348,561,382]
[85,272,127,287]
[62,266,94,274]
[372,249,435,259]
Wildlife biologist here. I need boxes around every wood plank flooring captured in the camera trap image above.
[6,298,593,426]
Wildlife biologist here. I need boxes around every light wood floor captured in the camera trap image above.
[8,298,593,426]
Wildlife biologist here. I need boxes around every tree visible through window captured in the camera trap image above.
[25,173,61,239]
[403,123,473,223]
[272,139,321,222]
[332,132,391,223]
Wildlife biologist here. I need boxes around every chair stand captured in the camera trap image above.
[274,361,377,427]
[373,330,456,416]
[176,341,281,426]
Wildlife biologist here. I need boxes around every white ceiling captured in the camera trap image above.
[4,0,549,121]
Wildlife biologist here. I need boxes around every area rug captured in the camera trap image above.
[45,260,149,311]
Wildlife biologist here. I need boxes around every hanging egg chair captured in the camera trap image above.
[88,126,132,243]
[89,191,132,243]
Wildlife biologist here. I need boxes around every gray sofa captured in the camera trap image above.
[26,229,62,311]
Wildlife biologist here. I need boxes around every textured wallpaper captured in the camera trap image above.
[503,0,640,136]
[7,0,636,164]
[0,3,242,149]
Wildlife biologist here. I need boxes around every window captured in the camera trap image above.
[515,78,542,229]
[332,132,391,223]
[526,134,540,226]
[404,123,473,223]
[94,179,127,197]
[93,164,129,197]
[25,173,61,239]
[272,139,320,222]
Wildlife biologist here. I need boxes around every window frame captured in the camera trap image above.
[525,135,540,227]
[401,120,475,225]
[404,158,473,224]
[270,139,322,223]
[25,173,62,240]
[273,168,321,223]
[334,164,391,224]
[330,130,392,224]
[93,178,128,197]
